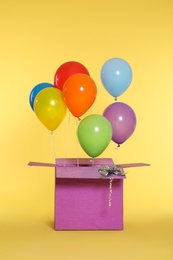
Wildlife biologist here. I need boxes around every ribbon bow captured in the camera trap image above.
[98,164,125,177]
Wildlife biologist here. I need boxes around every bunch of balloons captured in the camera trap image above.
[101,58,137,147]
[29,58,136,158]
[29,61,97,131]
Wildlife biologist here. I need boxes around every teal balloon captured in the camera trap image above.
[100,58,132,99]
[77,114,112,158]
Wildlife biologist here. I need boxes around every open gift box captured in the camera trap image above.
[55,158,125,230]
[29,158,149,231]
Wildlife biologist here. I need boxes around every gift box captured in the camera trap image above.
[54,158,125,230]
[28,159,149,231]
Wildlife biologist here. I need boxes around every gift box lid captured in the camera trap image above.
[55,158,126,180]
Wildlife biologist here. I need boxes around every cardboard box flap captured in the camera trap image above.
[28,158,150,179]
[55,158,125,179]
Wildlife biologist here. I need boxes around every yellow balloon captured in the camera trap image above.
[34,87,67,131]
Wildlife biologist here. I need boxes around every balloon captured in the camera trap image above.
[34,87,67,131]
[54,61,90,91]
[62,74,97,119]
[103,102,136,145]
[100,58,132,99]
[29,82,54,110]
[77,114,112,158]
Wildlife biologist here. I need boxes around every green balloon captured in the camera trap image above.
[77,114,112,158]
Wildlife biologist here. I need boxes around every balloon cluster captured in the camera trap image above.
[29,58,136,158]
[101,58,136,147]
[29,61,96,131]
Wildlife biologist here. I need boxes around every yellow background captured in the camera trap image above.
[1,0,173,259]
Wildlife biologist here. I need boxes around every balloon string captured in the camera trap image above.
[90,157,95,166]
[108,178,114,207]
[76,119,80,167]
[114,143,119,165]
[51,131,57,163]
[64,111,71,166]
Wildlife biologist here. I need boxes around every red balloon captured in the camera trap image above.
[54,61,90,91]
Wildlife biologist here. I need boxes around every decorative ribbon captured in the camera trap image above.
[108,178,113,207]
[98,165,125,207]
[98,164,125,178]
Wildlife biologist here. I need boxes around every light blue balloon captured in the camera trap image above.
[100,58,132,99]
[29,82,54,110]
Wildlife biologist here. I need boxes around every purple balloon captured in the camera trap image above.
[103,102,136,145]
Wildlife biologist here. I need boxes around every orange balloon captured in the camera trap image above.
[62,74,97,118]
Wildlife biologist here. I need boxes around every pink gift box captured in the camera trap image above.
[54,158,125,230]
[28,159,149,230]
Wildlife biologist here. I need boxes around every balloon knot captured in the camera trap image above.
[114,97,118,101]
[78,117,81,121]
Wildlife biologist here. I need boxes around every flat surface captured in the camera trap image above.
[1,204,173,260]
